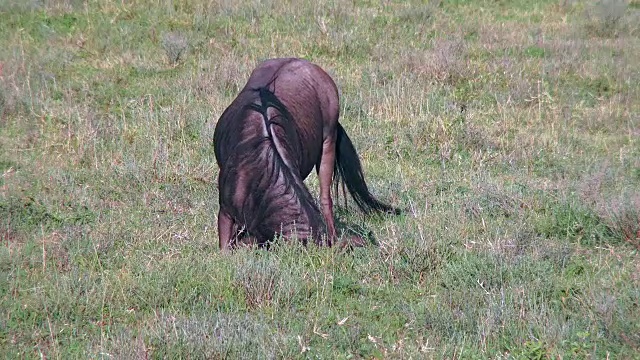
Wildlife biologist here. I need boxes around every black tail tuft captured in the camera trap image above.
[334,123,401,215]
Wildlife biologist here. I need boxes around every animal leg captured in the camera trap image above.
[318,136,337,246]
[217,210,234,251]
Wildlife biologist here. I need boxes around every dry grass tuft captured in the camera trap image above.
[602,195,640,249]
[402,38,470,86]
[583,0,634,38]
[161,32,188,65]
[234,255,301,309]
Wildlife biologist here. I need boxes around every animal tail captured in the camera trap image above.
[334,123,401,215]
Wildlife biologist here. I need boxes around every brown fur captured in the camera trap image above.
[213,58,399,251]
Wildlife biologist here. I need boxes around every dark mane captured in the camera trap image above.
[219,87,326,245]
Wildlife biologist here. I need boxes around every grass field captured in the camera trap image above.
[1,0,639,358]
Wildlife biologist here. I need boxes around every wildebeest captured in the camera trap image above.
[213,58,400,251]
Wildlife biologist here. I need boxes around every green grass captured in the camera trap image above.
[1,0,639,358]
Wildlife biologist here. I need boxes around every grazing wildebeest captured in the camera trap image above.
[214,58,400,251]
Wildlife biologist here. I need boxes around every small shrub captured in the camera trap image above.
[584,0,630,38]
[161,32,188,65]
[604,199,640,249]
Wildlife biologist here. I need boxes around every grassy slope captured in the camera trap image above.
[1,0,639,358]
